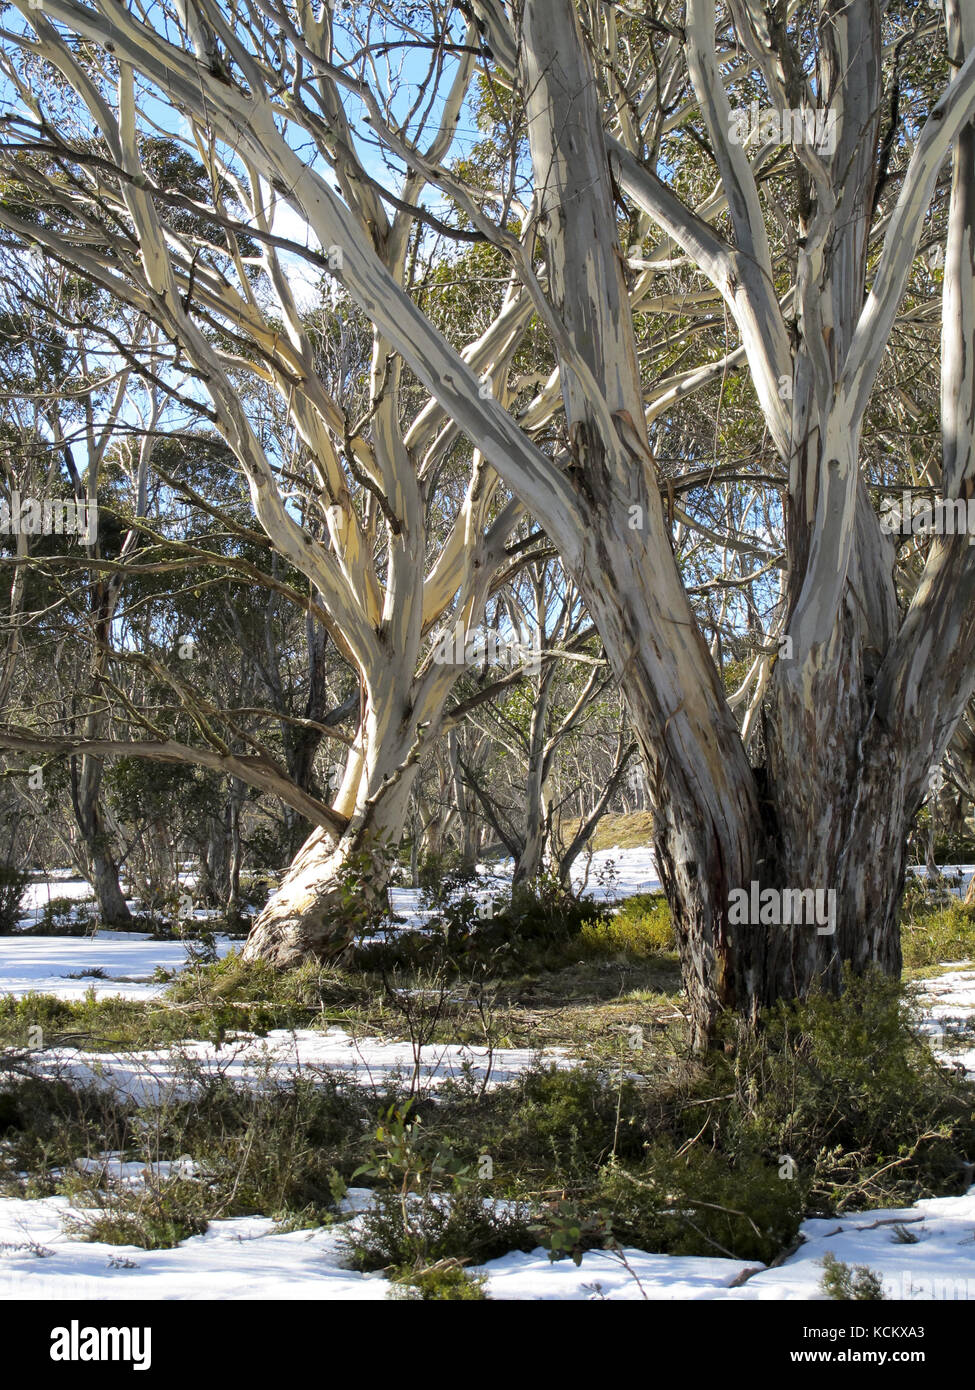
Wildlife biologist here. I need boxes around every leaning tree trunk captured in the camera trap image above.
[240,770,415,966]
[512,663,554,886]
[241,650,432,966]
[514,0,941,1046]
[517,3,764,1045]
[89,836,133,927]
[448,730,480,870]
[71,754,131,928]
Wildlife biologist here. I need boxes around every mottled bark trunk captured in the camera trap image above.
[72,757,131,928]
[514,818,547,887]
[89,838,133,927]
[512,669,553,886]
[517,2,764,1044]
[573,526,765,1046]
[201,782,246,922]
[515,0,915,1047]
[448,731,479,870]
[240,772,414,966]
[763,715,909,1004]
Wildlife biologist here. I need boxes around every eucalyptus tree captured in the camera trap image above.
[0,14,536,964]
[0,263,159,923]
[4,0,975,1043]
[449,554,626,885]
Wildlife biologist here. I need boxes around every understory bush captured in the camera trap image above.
[61,1175,210,1249]
[0,865,30,933]
[164,953,352,1037]
[0,1074,133,1194]
[35,896,94,935]
[387,1261,489,1300]
[820,1252,887,1300]
[702,970,975,1213]
[900,899,975,970]
[1,959,970,1273]
[147,1072,371,1219]
[354,871,617,975]
[579,893,676,958]
[595,1147,806,1264]
[344,1187,535,1274]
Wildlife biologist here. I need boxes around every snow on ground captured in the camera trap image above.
[1,1184,972,1301]
[0,931,237,1002]
[479,1187,975,1301]
[70,1156,198,1186]
[916,966,975,1078]
[567,845,662,899]
[1,850,974,1300]
[724,1190,975,1301]
[0,1194,391,1302]
[1,848,659,1002]
[32,1028,572,1105]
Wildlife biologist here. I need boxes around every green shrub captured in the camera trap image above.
[483,1064,646,1180]
[62,1175,209,1249]
[704,970,975,1211]
[148,1071,371,1218]
[597,1146,807,1264]
[0,992,80,1047]
[0,865,30,933]
[0,987,268,1053]
[35,895,92,934]
[388,1262,489,1300]
[0,1074,133,1195]
[579,894,675,958]
[444,872,612,971]
[820,1252,887,1300]
[1,1048,371,1221]
[420,1063,649,1193]
[238,871,275,912]
[901,900,975,969]
[353,872,612,975]
[932,828,975,864]
[532,1198,615,1266]
[345,1188,534,1273]
[416,851,478,909]
[164,952,343,1036]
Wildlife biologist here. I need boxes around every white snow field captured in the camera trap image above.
[0,931,236,1003]
[0,848,973,1301]
[0,846,659,1003]
[1,1185,972,1302]
[26,1030,574,1106]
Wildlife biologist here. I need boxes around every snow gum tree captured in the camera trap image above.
[0,4,534,964]
[3,0,975,1042]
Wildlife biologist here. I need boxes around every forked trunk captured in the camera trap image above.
[240,769,415,966]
